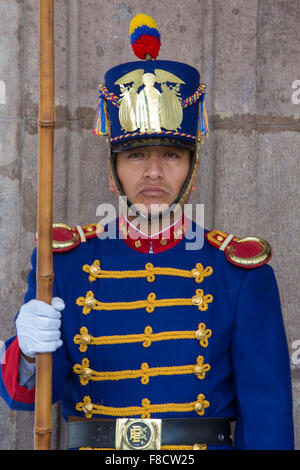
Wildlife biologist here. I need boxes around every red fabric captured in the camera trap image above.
[228,239,264,258]
[118,214,189,254]
[1,337,35,404]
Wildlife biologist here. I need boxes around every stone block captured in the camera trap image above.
[0,1,23,118]
[213,129,258,235]
[257,0,300,117]
[214,0,258,115]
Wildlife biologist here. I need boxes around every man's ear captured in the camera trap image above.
[191,161,199,191]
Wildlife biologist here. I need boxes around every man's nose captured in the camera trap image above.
[143,155,164,180]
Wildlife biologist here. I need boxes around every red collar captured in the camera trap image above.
[118,214,190,254]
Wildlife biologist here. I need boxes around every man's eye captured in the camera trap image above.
[128,153,143,159]
[166,152,179,158]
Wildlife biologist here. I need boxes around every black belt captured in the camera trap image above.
[67,417,232,449]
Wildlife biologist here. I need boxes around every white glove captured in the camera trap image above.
[16,297,65,359]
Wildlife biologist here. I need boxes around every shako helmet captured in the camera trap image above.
[93,13,209,214]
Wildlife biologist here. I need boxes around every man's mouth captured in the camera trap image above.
[139,186,168,196]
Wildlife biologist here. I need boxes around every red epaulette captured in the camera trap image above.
[50,222,104,253]
[205,229,272,268]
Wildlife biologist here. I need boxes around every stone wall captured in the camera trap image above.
[0,0,299,449]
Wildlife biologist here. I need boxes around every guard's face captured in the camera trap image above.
[110,145,193,216]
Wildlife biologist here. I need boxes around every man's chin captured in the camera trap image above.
[129,202,170,218]
[127,200,185,224]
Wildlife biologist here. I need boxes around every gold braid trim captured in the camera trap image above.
[73,356,211,386]
[79,447,115,450]
[76,289,213,315]
[83,260,213,284]
[79,444,207,450]
[162,444,207,450]
[76,394,210,419]
[74,323,212,352]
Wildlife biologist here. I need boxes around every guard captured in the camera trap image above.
[0,13,294,450]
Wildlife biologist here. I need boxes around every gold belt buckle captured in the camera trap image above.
[115,418,162,450]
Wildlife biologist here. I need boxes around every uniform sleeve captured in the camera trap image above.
[0,249,72,411]
[0,336,35,410]
[231,264,294,450]
[19,353,36,389]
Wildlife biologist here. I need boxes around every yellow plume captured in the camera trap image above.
[129,13,157,36]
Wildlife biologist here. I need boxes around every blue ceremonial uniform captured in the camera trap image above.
[0,220,294,450]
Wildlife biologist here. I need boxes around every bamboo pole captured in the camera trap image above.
[34,0,55,450]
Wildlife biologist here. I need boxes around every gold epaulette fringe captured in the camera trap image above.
[206,229,272,268]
